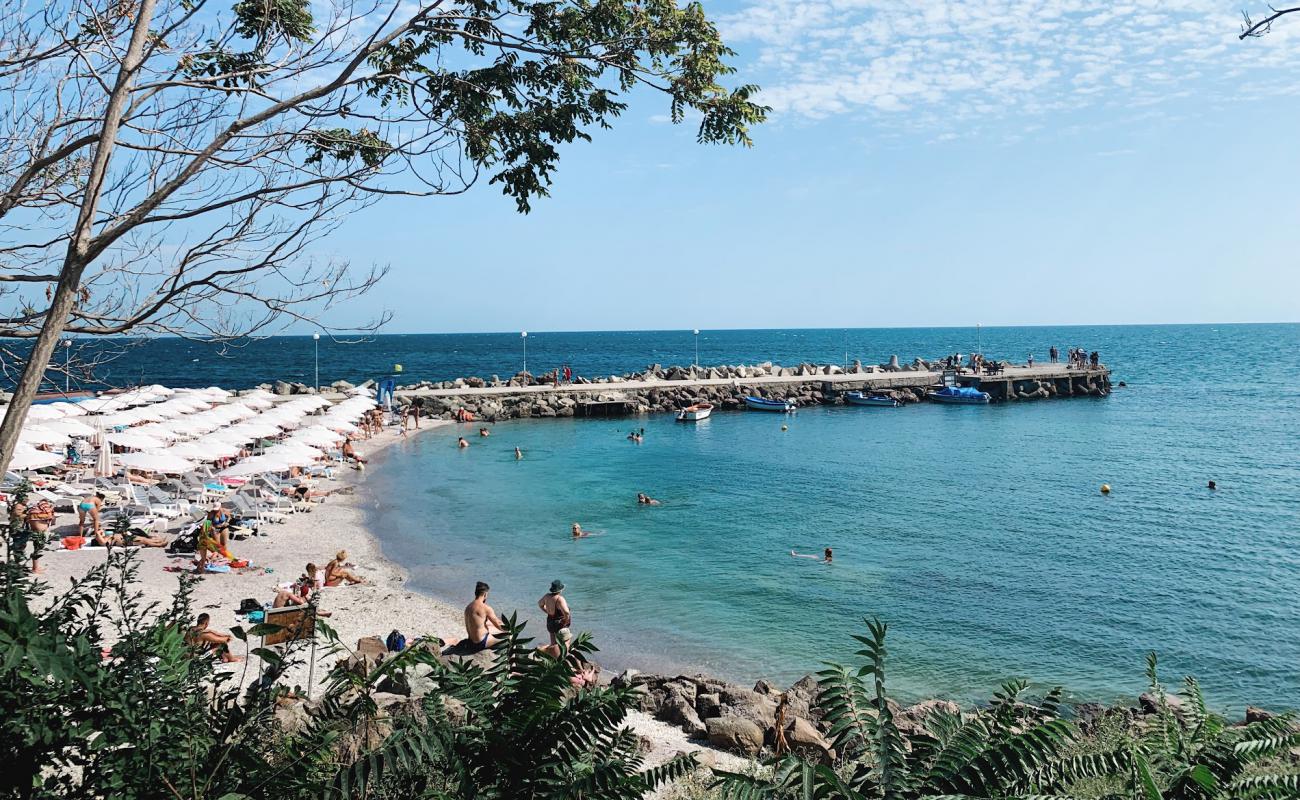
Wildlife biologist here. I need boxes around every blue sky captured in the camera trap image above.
[324,0,1300,334]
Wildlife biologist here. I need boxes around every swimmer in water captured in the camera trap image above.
[457,437,469,448]
[571,522,590,539]
[791,547,833,563]
[479,427,490,437]
[1207,480,1217,490]
[514,447,523,459]
[636,493,661,506]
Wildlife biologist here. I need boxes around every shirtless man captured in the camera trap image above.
[187,613,242,663]
[463,581,505,652]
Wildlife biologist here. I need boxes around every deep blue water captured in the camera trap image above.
[23,324,1229,391]
[346,323,1300,711]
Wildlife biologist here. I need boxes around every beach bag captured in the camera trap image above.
[167,531,197,554]
[385,630,407,653]
[61,536,86,550]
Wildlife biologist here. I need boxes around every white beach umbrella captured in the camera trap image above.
[105,431,166,450]
[40,418,98,437]
[131,423,185,442]
[164,440,241,461]
[10,446,63,471]
[318,418,359,434]
[289,426,343,448]
[49,401,88,416]
[226,421,280,439]
[25,405,67,422]
[236,395,273,410]
[19,427,70,447]
[117,451,197,474]
[218,456,291,477]
[264,441,324,459]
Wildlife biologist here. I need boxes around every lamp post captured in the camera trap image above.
[312,333,320,392]
[521,331,528,374]
[63,339,71,393]
[693,329,699,368]
[976,323,981,355]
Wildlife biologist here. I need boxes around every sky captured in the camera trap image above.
[322,0,1300,334]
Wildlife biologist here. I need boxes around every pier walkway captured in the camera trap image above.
[396,363,1109,401]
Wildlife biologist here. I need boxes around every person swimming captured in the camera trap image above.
[514,447,523,459]
[1207,480,1217,490]
[636,493,661,505]
[457,437,469,448]
[479,427,490,437]
[791,547,833,563]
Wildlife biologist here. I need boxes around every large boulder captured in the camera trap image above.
[274,380,293,396]
[705,716,765,756]
[1139,691,1187,718]
[784,674,821,722]
[896,699,960,736]
[785,716,835,764]
[661,694,708,738]
[719,686,779,730]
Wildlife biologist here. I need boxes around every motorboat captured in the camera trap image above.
[845,391,900,408]
[927,386,991,404]
[676,403,713,422]
[743,396,796,412]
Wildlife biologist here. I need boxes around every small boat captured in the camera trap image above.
[744,396,796,412]
[927,386,991,405]
[845,391,900,408]
[676,403,713,422]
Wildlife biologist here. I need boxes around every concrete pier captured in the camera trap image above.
[391,363,1111,420]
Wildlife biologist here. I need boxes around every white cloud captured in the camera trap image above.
[719,0,1300,129]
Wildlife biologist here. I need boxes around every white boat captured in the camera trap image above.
[676,403,713,422]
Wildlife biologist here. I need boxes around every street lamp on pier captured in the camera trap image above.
[521,331,528,375]
[693,329,700,369]
[312,333,320,392]
[63,339,71,393]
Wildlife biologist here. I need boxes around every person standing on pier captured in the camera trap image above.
[1050,346,1058,363]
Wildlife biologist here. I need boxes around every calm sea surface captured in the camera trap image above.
[40,325,1300,708]
[348,324,1295,711]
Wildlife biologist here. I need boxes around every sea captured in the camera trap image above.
[32,324,1300,709]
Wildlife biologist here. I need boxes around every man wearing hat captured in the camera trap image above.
[537,579,572,647]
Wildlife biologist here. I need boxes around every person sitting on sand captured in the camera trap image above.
[274,563,319,607]
[77,493,105,536]
[478,427,490,437]
[636,493,661,506]
[341,438,367,464]
[463,580,505,652]
[537,580,571,646]
[514,447,523,459]
[791,547,833,563]
[457,437,469,448]
[324,550,365,586]
[187,613,242,663]
[536,628,599,688]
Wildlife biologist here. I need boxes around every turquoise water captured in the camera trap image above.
[364,324,1300,709]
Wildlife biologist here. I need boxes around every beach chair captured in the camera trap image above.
[229,493,289,525]
[125,485,185,519]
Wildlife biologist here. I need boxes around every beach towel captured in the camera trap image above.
[204,564,230,573]
[61,536,86,550]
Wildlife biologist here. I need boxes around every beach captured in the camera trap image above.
[28,419,740,771]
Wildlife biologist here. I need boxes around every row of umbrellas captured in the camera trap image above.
[5,385,376,478]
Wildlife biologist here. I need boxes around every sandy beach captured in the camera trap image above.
[27,419,737,772]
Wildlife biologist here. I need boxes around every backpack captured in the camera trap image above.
[385,629,407,653]
[167,529,197,554]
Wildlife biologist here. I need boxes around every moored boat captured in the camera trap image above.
[676,403,713,422]
[845,391,900,407]
[927,386,991,404]
[743,396,796,412]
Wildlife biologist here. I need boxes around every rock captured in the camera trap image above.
[465,376,485,388]
[888,355,900,371]
[705,716,765,755]
[611,669,640,689]
[330,379,353,391]
[1139,691,1187,717]
[896,699,960,736]
[784,674,820,722]
[1245,706,1274,724]
[786,716,835,764]
[274,380,293,396]
[753,678,778,696]
[719,686,778,729]
[696,692,723,719]
[662,694,708,738]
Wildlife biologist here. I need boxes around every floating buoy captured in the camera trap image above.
[394,364,403,373]
[781,424,788,431]
[1100,484,1111,494]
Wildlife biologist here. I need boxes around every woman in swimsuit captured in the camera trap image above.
[77,493,105,536]
[324,550,364,585]
[537,580,571,646]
